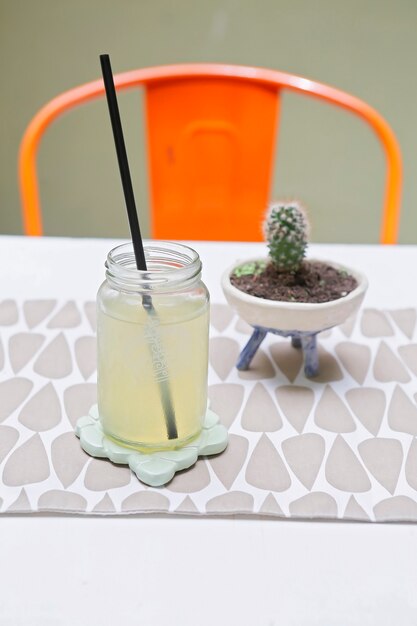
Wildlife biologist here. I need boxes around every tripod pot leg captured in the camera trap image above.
[301,333,319,377]
[236,327,268,370]
[291,336,302,349]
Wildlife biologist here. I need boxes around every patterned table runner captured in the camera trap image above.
[1,299,417,522]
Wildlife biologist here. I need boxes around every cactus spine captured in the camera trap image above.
[263,202,309,272]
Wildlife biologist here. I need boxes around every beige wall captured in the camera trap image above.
[1,0,416,242]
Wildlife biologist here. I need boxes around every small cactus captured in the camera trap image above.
[263,201,309,272]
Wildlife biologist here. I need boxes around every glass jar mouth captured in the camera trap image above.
[106,241,202,292]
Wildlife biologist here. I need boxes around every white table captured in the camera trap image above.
[1,236,417,626]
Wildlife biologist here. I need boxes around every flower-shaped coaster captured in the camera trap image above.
[75,405,228,487]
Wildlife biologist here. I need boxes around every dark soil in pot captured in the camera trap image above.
[230,260,358,304]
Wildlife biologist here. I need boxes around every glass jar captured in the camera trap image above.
[97,241,210,452]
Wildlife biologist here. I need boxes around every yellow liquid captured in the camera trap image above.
[97,294,209,451]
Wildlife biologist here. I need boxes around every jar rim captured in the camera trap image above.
[105,241,202,292]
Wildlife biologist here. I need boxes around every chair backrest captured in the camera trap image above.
[19,63,402,242]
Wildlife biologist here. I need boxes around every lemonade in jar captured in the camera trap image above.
[97,242,209,451]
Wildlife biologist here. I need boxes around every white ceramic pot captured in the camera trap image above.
[221,258,368,333]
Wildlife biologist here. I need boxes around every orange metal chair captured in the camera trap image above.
[19,63,402,242]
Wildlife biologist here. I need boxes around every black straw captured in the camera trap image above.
[100,54,147,270]
[100,53,178,440]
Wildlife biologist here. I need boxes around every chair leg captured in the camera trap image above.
[301,333,319,377]
[236,327,267,370]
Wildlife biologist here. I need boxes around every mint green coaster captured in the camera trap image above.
[75,405,228,487]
